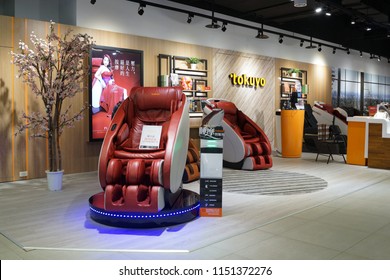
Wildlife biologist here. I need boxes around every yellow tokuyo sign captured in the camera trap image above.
[229,73,266,89]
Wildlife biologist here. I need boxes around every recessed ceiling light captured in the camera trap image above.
[315,7,322,13]
[205,20,221,29]
[293,0,307,8]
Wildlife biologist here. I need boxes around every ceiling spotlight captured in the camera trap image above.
[332,48,336,54]
[255,24,269,39]
[366,26,372,31]
[325,10,331,16]
[221,22,227,32]
[205,11,221,29]
[378,56,381,62]
[205,20,220,29]
[318,45,322,52]
[278,35,283,44]
[90,0,96,4]
[315,7,322,13]
[351,19,356,25]
[294,0,307,8]
[360,51,363,57]
[187,13,193,24]
[138,3,145,16]
[256,30,269,39]
[347,48,350,55]
[300,40,304,47]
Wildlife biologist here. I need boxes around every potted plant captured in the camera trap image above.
[287,68,301,78]
[11,21,93,190]
[186,57,200,70]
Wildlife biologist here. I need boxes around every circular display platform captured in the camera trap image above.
[89,189,200,228]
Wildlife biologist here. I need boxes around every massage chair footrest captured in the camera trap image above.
[104,184,165,213]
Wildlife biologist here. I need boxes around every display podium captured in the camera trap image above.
[281,109,305,158]
[199,108,224,217]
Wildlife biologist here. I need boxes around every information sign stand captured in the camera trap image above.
[199,108,224,217]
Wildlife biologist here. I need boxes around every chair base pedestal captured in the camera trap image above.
[89,189,200,228]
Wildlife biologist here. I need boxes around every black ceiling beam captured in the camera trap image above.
[242,1,292,15]
[265,9,316,22]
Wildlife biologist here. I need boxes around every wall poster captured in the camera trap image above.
[89,45,143,141]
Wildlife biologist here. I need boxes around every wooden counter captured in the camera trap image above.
[347,116,390,169]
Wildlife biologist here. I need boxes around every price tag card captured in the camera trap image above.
[139,125,162,149]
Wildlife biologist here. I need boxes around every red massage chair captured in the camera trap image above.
[98,87,190,213]
[204,99,272,170]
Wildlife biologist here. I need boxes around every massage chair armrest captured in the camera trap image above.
[163,99,190,193]
[98,102,127,189]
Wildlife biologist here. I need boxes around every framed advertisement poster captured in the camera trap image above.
[89,45,143,141]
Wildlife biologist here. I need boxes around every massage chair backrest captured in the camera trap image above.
[333,107,348,124]
[211,100,248,130]
[114,87,183,149]
[215,101,238,125]
[314,102,348,125]
[314,102,334,114]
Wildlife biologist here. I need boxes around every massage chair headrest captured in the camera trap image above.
[214,101,238,116]
[132,87,182,111]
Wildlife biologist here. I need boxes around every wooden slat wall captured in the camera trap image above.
[213,49,276,147]
[0,16,14,182]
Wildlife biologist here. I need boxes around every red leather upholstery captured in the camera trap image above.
[92,57,103,75]
[182,139,200,183]
[205,100,272,170]
[98,87,189,213]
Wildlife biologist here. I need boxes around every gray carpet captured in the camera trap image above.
[222,169,328,195]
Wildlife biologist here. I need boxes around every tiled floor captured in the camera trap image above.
[1,152,390,260]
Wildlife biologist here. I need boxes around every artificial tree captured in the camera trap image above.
[11,22,93,172]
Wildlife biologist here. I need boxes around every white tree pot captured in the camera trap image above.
[46,170,64,191]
